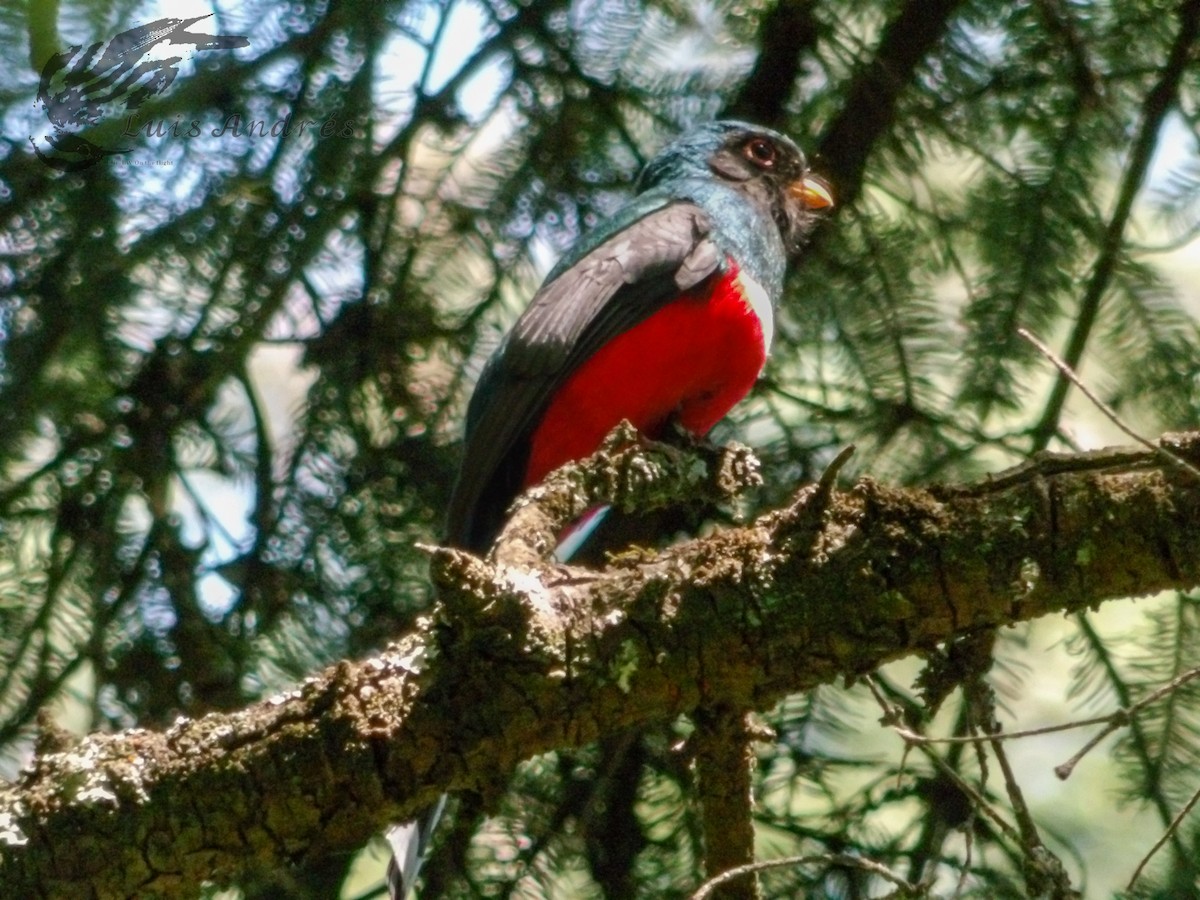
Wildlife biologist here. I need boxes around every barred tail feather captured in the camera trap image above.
[385,795,447,900]
[554,504,611,562]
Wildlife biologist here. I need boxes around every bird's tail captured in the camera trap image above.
[553,504,611,562]
[385,795,447,899]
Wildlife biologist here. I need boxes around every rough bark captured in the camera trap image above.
[4,431,1200,898]
[694,708,760,900]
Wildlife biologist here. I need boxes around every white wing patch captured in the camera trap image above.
[735,270,774,354]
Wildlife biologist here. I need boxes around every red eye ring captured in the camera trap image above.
[745,137,777,167]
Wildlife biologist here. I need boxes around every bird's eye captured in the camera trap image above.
[744,138,777,167]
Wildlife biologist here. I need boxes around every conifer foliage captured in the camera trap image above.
[1,0,1199,896]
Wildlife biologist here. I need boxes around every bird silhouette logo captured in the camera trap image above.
[31,15,248,172]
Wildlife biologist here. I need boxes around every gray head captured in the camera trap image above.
[636,120,833,255]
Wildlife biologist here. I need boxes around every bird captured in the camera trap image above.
[386,119,832,898]
[448,120,832,553]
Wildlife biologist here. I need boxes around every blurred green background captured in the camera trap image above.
[2,0,1200,896]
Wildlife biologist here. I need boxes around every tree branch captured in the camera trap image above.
[817,0,968,206]
[1030,0,1200,449]
[5,431,1200,897]
[727,0,821,129]
[693,708,760,900]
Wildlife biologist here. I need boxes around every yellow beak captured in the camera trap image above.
[790,174,834,210]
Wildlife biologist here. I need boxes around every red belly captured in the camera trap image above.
[524,266,768,487]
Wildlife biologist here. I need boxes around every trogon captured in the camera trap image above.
[450,119,832,553]
[388,119,832,897]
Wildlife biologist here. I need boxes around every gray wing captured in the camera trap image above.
[446,201,723,551]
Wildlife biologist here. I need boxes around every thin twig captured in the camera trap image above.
[879,663,1200,781]
[864,677,1022,846]
[985,727,1040,848]
[1127,782,1200,890]
[775,444,856,538]
[690,852,917,900]
[953,821,974,900]
[1052,714,1129,781]
[1057,662,1200,782]
[893,715,1108,745]
[1018,327,1200,482]
[816,444,857,504]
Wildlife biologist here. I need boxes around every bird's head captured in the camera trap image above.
[637,120,833,255]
